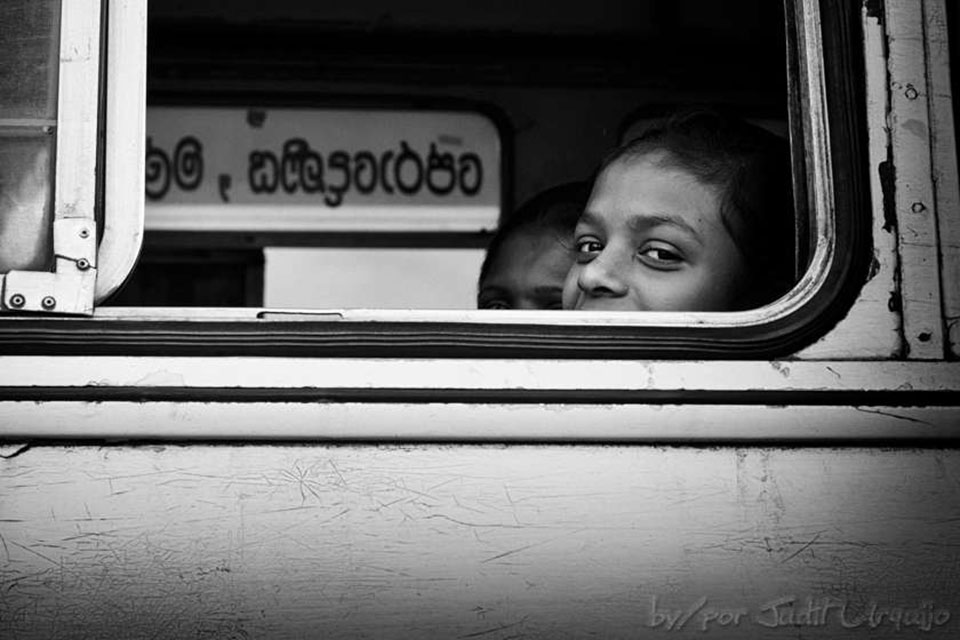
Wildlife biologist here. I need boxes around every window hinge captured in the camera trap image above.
[0,219,97,315]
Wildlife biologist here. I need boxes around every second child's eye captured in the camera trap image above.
[638,243,683,268]
[480,299,511,310]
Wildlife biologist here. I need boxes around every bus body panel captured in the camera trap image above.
[2,445,958,638]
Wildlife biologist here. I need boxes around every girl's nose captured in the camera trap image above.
[577,250,629,298]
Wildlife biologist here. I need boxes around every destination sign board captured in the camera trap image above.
[144,107,501,233]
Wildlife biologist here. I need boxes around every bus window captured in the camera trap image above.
[0,0,60,274]
[0,137,54,274]
[104,0,799,314]
[1,0,899,361]
[0,0,114,316]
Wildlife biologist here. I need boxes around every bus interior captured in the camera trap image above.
[108,0,791,311]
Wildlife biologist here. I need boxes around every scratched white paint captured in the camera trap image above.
[2,401,960,441]
[886,0,945,359]
[1,446,958,638]
[922,0,960,358]
[54,0,101,223]
[2,356,959,393]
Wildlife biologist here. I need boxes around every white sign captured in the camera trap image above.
[144,107,501,233]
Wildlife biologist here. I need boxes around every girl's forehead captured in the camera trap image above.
[589,157,723,222]
[603,152,703,187]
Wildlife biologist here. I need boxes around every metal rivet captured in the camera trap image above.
[911,202,927,214]
[41,296,56,310]
[9,294,25,308]
[76,258,91,271]
[79,228,90,238]
[904,85,919,100]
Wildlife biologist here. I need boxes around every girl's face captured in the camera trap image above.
[562,154,748,312]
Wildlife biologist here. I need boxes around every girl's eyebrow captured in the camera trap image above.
[575,210,603,229]
[627,212,704,246]
[577,209,705,247]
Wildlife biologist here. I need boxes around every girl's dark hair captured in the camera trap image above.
[478,181,591,286]
[597,108,796,308]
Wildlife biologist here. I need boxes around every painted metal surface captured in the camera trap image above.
[2,356,957,394]
[95,0,147,303]
[923,0,960,358]
[2,445,958,638]
[886,0,945,359]
[2,401,960,442]
[53,0,100,230]
[2,356,958,440]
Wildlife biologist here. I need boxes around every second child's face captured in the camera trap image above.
[478,230,574,310]
[562,154,748,312]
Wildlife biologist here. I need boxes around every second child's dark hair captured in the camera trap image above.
[478,181,591,286]
[596,108,796,308]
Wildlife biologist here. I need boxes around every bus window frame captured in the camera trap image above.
[0,0,874,360]
[94,0,147,304]
[0,0,105,315]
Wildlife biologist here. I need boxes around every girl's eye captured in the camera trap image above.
[575,238,603,254]
[574,238,603,264]
[639,244,683,267]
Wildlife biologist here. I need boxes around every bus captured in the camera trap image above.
[1,0,959,637]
